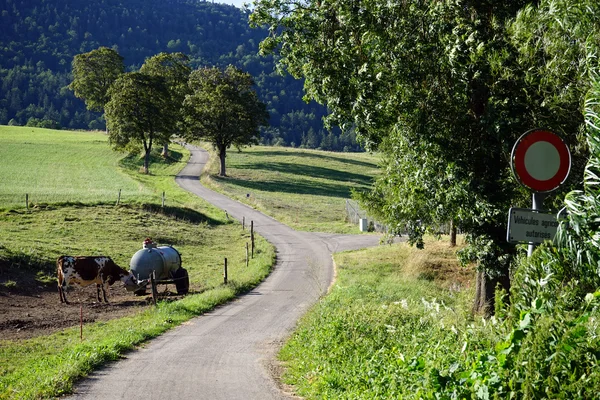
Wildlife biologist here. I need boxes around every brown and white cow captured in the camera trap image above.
[57,256,136,304]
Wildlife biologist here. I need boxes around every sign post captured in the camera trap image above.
[509,129,571,256]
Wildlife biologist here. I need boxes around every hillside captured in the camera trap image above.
[0,0,360,151]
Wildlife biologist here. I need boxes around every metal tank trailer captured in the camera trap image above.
[127,238,189,296]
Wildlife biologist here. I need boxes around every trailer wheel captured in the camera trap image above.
[173,267,189,295]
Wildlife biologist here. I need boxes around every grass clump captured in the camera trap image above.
[201,145,381,233]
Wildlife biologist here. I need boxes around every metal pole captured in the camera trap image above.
[527,192,547,257]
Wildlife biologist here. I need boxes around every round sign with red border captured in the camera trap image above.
[511,129,571,193]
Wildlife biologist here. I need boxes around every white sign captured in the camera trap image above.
[507,208,560,244]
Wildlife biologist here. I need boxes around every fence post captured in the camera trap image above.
[25,193,29,211]
[162,192,165,208]
[246,243,249,267]
[150,271,158,306]
[242,216,245,230]
[116,189,121,206]
[224,258,228,284]
[251,221,255,258]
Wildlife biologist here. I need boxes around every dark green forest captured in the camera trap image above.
[0,0,360,151]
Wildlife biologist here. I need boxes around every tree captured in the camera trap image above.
[182,65,269,176]
[252,0,588,314]
[140,52,191,157]
[104,72,173,174]
[69,47,124,113]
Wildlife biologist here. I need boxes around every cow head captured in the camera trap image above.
[121,271,137,287]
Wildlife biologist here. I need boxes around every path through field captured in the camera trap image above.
[71,145,390,399]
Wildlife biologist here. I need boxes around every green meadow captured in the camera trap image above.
[0,126,156,207]
[202,146,381,233]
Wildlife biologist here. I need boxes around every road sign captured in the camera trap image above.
[511,129,571,193]
[507,208,560,244]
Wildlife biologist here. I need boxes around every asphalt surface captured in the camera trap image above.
[70,145,387,399]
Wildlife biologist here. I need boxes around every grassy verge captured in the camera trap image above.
[0,127,276,398]
[278,236,487,398]
[200,145,380,233]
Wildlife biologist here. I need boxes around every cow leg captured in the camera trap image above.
[59,283,69,304]
[101,282,109,303]
[58,283,64,303]
[96,284,102,302]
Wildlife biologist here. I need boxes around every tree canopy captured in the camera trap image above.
[105,72,173,173]
[69,47,124,113]
[140,52,191,156]
[251,0,593,313]
[183,65,269,176]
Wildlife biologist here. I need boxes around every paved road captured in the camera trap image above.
[71,145,386,399]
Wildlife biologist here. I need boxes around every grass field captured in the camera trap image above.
[0,126,158,207]
[278,237,479,398]
[0,126,275,399]
[201,145,381,233]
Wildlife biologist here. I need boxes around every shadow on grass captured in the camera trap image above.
[0,248,56,294]
[139,203,223,226]
[237,162,374,187]
[249,150,378,169]
[214,175,353,198]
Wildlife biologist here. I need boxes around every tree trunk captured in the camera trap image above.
[143,148,150,174]
[472,270,510,316]
[450,219,457,247]
[218,145,227,177]
[161,142,169,158]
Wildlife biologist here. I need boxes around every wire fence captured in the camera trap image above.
[2,189,176,211]
[345,199,389,233]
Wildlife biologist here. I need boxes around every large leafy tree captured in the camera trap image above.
[182,65,269,176]
[140,52,191,157]
[252,0,588,313]
[69,47,124,113]
[105,72,173,174]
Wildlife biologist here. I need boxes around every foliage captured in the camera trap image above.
[183,65,269,176]
[0,0,358,150]
[69,47,124,112]
[140,52,191,150]
[105,72,173,173]
[252,0,592,313]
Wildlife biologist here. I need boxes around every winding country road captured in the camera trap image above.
[71,145,387,399]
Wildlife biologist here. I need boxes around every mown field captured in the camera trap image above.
[201,145,381,233]
[0,126,275,399]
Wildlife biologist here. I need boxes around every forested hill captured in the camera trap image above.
[0,0,360,151]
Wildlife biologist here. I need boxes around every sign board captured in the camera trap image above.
[511,129,571,193]
[507,208,560,244]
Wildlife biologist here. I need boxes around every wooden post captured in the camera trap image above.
[242,216,245,230]
[150,271,158,306]
[80,304,83,341]
[116,189,121,206]
[251,221,255,258]
[246,243,249,268]
[162,192,165,208]
[224,258,228,284]
[25,194,29,211]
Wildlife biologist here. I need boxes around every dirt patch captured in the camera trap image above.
[0,273,190,341]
